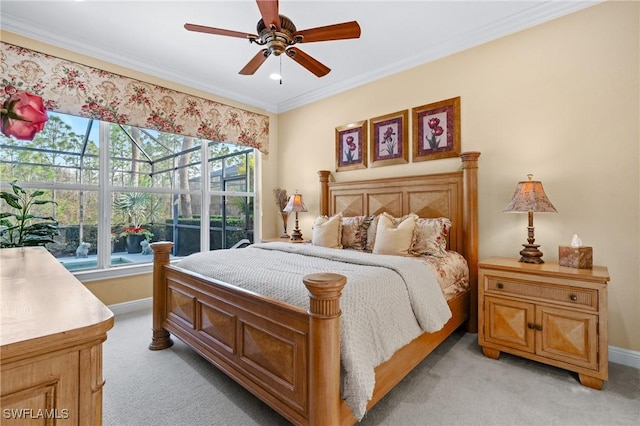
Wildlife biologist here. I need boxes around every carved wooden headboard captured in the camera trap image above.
[318,151,480,331]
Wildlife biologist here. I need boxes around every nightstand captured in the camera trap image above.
[478,257,610,389]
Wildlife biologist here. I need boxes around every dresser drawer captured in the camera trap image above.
[486,278,597,310]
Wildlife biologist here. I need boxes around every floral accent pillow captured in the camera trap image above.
[411,217,451,257]
[365,215,379,251]
[312,213,343,249]
[372,212,418,256]
[341,215,373,250]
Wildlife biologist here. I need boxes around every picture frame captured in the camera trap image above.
[335,120,368,171]
[412,96,461,162]
[369,110,409,167]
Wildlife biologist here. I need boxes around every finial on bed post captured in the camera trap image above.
[149,241,174,350]
[318,170,331,216]
[460,152,480,333]
[303,272,347,425]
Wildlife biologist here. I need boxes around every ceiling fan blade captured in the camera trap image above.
[286,47,330,77]
[256,0,280,29]
[184,23,256,40]
[293,21,361,43]
[239,49,271,75]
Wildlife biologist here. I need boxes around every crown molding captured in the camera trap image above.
[2,1,599,115]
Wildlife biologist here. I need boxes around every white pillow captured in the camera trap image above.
[372,212,417,256]
[312,213,343,249]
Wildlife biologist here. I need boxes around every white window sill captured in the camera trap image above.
[72,258,182,283]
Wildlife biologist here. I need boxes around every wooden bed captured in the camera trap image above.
[149,151,480,425]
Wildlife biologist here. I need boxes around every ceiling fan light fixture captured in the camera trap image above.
[184,0,360,77]
[269,73,282,80]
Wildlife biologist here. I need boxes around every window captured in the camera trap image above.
[0,111,256,275]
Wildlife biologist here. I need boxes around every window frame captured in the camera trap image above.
[0,114,259,282]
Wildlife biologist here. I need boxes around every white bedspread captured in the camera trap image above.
[176,242,452,420]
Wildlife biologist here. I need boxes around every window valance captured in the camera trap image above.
[0,42,269,154]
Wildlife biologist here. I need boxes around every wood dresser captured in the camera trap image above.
[478,257,610,389]
[1,247,114,425]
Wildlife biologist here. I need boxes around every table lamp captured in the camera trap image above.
[504,174,557,264]
[283,192,308,242]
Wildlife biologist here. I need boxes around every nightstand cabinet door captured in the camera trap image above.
[537,305,598,370]
[485,296,535,353]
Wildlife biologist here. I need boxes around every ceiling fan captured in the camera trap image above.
[184,0,361,78]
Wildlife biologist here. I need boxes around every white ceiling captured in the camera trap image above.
[1,0,598,113]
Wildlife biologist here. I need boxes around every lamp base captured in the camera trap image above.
[290,228,304,242]
[519,243,545,264]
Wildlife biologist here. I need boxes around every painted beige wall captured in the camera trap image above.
[277,1,639,351]
[84,273,152,306]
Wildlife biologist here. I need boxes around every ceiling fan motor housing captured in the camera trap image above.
[257,15,299,56]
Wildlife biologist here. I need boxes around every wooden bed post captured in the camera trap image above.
[460,151,480,333]
[318,170,330,216]
[303,272,347,426]
[149,241,174,350]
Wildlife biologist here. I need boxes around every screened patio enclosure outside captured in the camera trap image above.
[0,111,256,273]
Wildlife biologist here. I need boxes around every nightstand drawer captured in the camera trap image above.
[487,278,597,310]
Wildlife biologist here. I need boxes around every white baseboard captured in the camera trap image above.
[108,297,152,316]
[609,345,640,369]
[106,297,640,370]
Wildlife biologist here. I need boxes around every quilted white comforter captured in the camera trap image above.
[176,242,452,420]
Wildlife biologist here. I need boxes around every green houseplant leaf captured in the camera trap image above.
[0,181,59,249]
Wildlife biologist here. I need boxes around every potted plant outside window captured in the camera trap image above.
[119,226,154,254]
[114,193,155,253]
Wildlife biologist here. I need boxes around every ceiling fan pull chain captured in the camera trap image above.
[280,56,283,85]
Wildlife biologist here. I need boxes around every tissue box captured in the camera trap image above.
[558,246,593,269]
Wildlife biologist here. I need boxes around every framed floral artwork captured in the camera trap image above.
[369,110,408,167]
[412,97,461,162]
[335,120,367,171]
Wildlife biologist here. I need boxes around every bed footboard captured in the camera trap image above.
[149,242,347,426]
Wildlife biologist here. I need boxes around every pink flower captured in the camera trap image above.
[4,86,18,96]
[0,92,49,141]
[427,117,440,129]
[425,116,445,149]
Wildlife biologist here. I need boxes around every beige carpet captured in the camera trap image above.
[103,309,640,426]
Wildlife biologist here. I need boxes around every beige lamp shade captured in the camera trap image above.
[283,193,308,213]
[504,174,557,213]
[504,174,556,264]
[283,192,307,242]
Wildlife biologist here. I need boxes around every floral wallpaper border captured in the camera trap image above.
[0,42,269,154]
